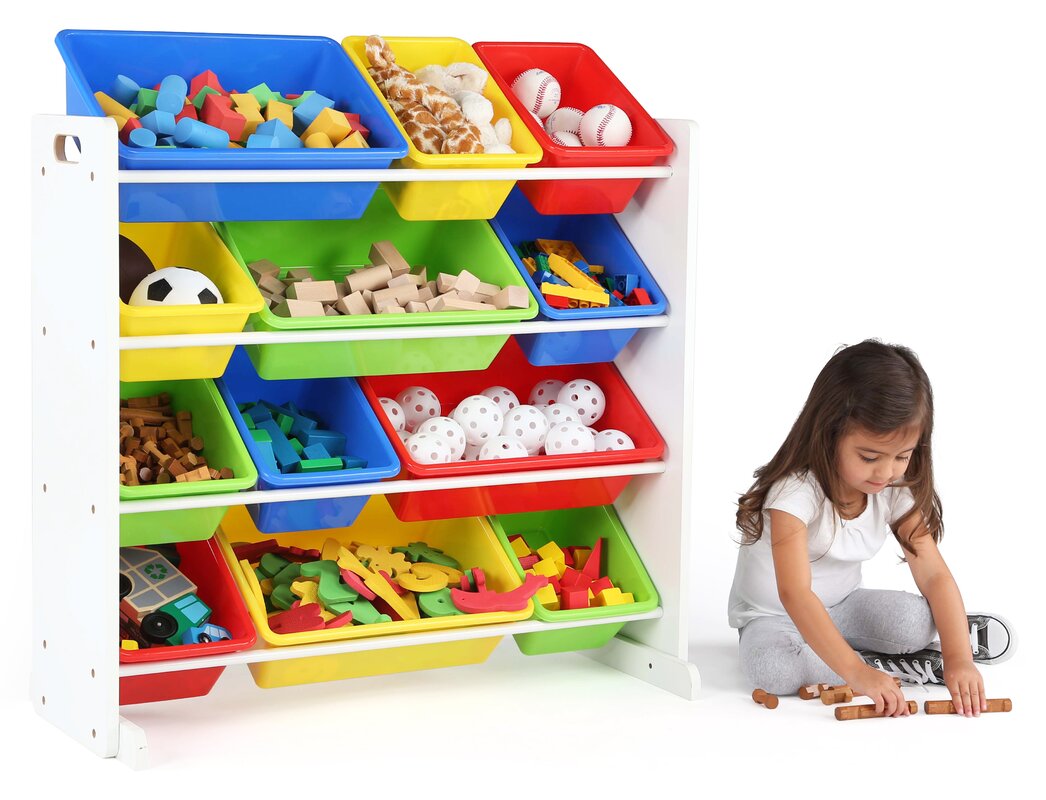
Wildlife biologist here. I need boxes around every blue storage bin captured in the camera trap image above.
[489,188,667,366]
[216,348,400,533]
[56,30,408,222]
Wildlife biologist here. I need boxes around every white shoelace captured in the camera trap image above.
[872,657,943,688]
[969,621,984,658]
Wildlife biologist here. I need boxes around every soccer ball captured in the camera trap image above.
[129,267,223,306]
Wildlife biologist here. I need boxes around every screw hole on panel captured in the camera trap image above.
[92,729,96,739]
[41,167,45,176]
[41,696,46,705]
[91,669,95,678]
[90,172,95,181]
[90,340,95,349]
[43,640,47,649]
[91,505,96,514]
[42,326,46,336]
[43,484,46,492]
[648,663,653,669]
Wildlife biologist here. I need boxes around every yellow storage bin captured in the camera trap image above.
[342,35,543,220]
[216,498,533,688]
[119,223,264,381]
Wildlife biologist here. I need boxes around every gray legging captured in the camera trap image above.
[738,588,937,695]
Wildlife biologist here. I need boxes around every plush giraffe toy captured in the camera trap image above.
[365,35,485,155]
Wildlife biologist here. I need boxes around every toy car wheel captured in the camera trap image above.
[140,610,178,644]
[197,632,212,643]
[119,574,132,599]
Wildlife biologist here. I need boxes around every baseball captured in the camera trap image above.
[550,131,582,147]
[511,68,561,119]
[579,104,633,147]
[544,106,584,136]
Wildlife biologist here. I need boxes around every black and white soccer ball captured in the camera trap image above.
[129,267,224,306]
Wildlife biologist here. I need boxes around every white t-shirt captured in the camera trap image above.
[727,471,916,629]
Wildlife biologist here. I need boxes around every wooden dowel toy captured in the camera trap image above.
[800,683,833,700]
[820,678,902,705]
[835,701,917,720]
[752,689,779,709]
[923,699,1012,715]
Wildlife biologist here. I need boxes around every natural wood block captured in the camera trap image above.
[378,305,407,314]
[492,285,530,310]
[405,301,428,313]
[372,283,419,306]
[370,241,411,277]
[273,299,325,318]
[335,291,371,315]
[286,279,339,303]
[287,268,315,281]
[247,259,280,280]
[258,273,287,295]
[346,264,392,294]
[388,273,421,288]
[454,269,481,295]
[436,272,458,293]
[417,285,434,302]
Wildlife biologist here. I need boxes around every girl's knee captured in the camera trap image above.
[740,630,807,695]
[898,595,937,652]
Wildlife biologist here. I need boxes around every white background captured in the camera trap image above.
[1,0,1041,793]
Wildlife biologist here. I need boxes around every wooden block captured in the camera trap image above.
[378,305,407,314]
[324,305,340,315]
[492,285,531,310]
[752,689,779,709]
[369,241,411,277]
[427,280,438,298]
[454,269,481,295]
[286,280,339,303]
[405,301,429,313]
[476,281,501,298]
[335,291,371,316]
[836,701,917,721]
[248,259,281,280]
[287,268,314,281]
[257,273,287,295]
[335,281,349,298]
[387,273,421,288]
[436,272,458,293]
[273,299,325,318]
[219,467,234,479]
[372,283,419,306]
[346,264,392,294]
[417,284,434,302]
[924,698,1012,715]
[425,296,442,312]
[799,683,832,700]
[361,289,376,310]
[442,297,496,311]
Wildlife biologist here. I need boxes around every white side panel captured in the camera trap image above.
[593,120,699,664]
[31,116,122,757]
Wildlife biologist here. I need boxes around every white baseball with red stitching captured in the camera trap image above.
[511,68,561,119]
[579,104,633,147]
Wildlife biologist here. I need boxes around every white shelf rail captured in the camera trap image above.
[118,165,673,183]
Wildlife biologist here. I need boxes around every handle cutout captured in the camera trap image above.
[53,135,82,164]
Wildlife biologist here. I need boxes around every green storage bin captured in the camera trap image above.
[120,379,257,546]
[489,505,659,655]
[215,190,539,379]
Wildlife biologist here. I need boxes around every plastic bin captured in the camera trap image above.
[359,337,665,521]
[56,29,408,222]
[342,35,543,220]
[489,506,658,655]
[473,42,675,215]
[120,537,257,704]
[120,222,264,381]
[120,379,257,546]
[216,500,532,688]
[490,187,667,365]
[215,189,538,380]
[215,347,400,533]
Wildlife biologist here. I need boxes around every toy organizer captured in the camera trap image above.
[32,38,698,768]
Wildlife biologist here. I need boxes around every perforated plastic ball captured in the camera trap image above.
[481,386,520,414]
[395,429,411,444]
[594,429,635,452]
[543,422,596,455]
[501,405,550,454]
[529,379,565,407]
[540,403,579,427]
[395,386,441,432]
[378,397,406,431]
[463,442,484,461]
[403,432,453,464]
[478,436,530,460]
[451,395,504,446]
[557,379,606,425]
[414,416,467,461]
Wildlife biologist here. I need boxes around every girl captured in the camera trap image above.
[728,340,1015,717]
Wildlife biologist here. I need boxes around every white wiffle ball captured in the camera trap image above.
[529,379,565,407]
[501,405,550,454]
[544,422,596,455]
[594,429,635,452]
[481,386,520,414]
[557,379,606,425]
[404,432,453,464]
[451,395,504,446]
[479,436,530,460]
[378,397,406,431]
[540,403,579,427]
[395,386,441,432]
[414,416,467,461]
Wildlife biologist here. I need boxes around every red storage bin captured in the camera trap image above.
[359,337,665,520]
[473,42,675,215]
[120,538,256,705]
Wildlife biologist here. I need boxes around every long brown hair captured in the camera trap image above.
[736,340,943,555]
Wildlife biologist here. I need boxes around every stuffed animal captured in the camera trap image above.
[365,36,484,155]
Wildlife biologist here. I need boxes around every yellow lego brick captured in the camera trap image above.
[336,130,370,149]
[95,91,138,120]
[533,558,562,579]
[547,253,603,291]
[587,264,605,275]
[509,536,533,559]
[120,640,140,651]
[539,283,610,307]
[536,541,565,566]
[302,106,352,145]
[535,584,560,610]
[522,257,538,275]
[305,132,334,148]
[537,239,586,264]
[266,99,294,128]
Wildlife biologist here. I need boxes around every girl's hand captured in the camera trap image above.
[943,660,986,717]
[845,665,911,717]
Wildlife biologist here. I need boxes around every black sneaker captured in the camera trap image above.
[965,612,1017,664]
[860,649,945,686]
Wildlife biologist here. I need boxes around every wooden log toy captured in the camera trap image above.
[799,683,832,700]
[835,701,918,720]
[752,689,779,709]
[820,678,902,705]
[923,699,1012,715]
